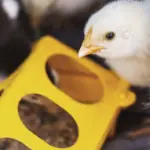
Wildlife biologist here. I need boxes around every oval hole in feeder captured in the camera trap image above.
[0,138,30,150]
[18,94,78,148]
[46,54,104,104]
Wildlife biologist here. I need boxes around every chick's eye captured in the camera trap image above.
[105,32,115,40]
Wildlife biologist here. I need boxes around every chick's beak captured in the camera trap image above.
[78,44,105,58]
[78,27,105,58]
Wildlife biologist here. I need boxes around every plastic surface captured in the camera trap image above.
[0,36,135,150]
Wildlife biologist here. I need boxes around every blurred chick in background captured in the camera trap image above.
[0,0,34,81]
[79,0,150,88]
[22,0,102,28]
[0,0,58,85]
[22,0,55,28]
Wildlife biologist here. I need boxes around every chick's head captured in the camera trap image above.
[79,1,150,59]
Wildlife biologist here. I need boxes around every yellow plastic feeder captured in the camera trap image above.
[0,36,135,150]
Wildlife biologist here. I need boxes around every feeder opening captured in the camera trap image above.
[19,94,78,148]
[46,54,104,104]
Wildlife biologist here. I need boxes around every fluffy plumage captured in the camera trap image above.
[79,0,150,87]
